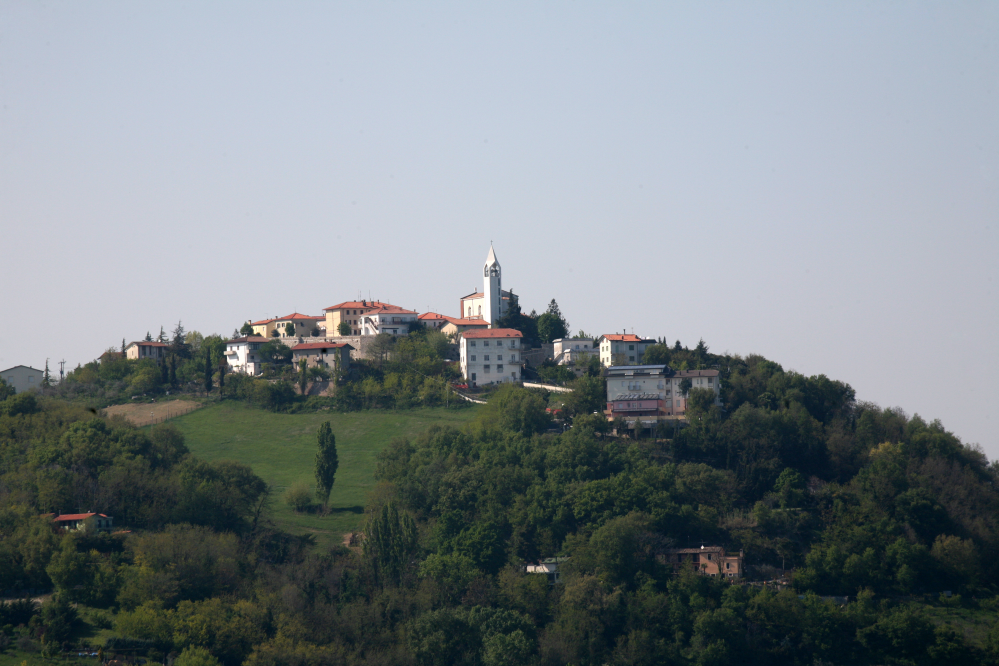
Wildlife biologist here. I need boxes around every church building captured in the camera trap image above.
[458,245,519,325]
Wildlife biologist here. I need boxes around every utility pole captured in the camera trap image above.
[59,359,66,382]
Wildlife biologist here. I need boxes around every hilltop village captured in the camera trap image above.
[160,245,719,426]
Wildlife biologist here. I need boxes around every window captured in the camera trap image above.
[471,355,476,362]
[483,341,489,346]
[510,353,516,361]
[708,377,713,384]
[484,355,490,361]
[629,344,634,350]
[484,365,491,373]
[497,354,503,361]
[470,341,477,347]
[471,373,476,381]
[497,364,504,372]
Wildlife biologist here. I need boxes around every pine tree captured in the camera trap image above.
[145,331,153,342]
[160,360,168,385]
[43,360,51,387]
[121,338,126,354]
[314,421,339,511]
[169,355,177,386]
[218,358,227,396]
[158,326,167,343]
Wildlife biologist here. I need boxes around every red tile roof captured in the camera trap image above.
[418,312,449,320]
[276,313,324,321]
[54,513,108,521]
[292,342,353,351]
[250,318,276,326]
[322,300,392,311]
[599,334,649,342]
[462,328,523,339]
[128,341,168,348]
[460,291,484,300]
[364,305,417,315]
[445,318,490,327]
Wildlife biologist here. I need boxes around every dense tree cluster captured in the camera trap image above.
[4,342,999,665]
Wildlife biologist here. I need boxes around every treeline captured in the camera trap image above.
[5,342,999,665]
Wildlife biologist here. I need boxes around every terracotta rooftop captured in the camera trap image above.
[363,305,417,315]
[128,341,168,348]
[462,328,523,339]
[446,318,490,327]
[250,318,276,326]
[418,312,449,320]
[276,313,324,321]
[323,300,392,311]
[292,342,353,351]
[53,513,109,521]
[599,334,651,342]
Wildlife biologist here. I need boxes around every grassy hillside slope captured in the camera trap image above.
[170,402,480,546]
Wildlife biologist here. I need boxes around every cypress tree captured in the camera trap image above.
[314,421,339,511]
[204,350,213,394]
[169,355,177,387]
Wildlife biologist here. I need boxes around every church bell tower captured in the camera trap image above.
[483,244,501,325]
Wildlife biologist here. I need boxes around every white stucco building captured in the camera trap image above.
[359,305,419,336]
[596,334,658,367]
[553,338,596,365]
[224,336,268,375]
[460,329,523,386]
[0,365,43,393]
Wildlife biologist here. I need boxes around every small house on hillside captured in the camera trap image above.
[291,342,353,371]
[125,341,169,361]
[525,556,569,585]
[45,513,114,533]
[662,547,743,579]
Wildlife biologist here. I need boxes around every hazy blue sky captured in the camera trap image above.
[2,2,996,454]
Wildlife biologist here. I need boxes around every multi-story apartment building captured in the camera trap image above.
[323,300,399,336]
[596,334,657,366]
[460,329,523,386]
[225,336,268,375]
[604,365,721,421]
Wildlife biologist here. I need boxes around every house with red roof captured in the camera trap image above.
[47,512,113,533]
[596,333,658,367]
[418,312,490,338]
[460,329,523,386]
[273,313,325,338]
[322,300,394,336]
[359,305,419,336]
[124,341,169,361]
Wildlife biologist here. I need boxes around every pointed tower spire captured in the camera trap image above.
[483,244,502,325]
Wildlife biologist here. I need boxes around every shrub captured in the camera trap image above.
[285,482,313,512]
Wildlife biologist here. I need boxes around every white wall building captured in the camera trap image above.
[0,365,43,393]
[224,336,268,375]
[596,334,657,367]
[553,338,596,365]
[460,329,523,386]
[359,305,419,336]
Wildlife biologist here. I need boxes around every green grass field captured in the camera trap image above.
[169,402,480,547]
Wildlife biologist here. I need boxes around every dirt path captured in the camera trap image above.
[104,400,201,426]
